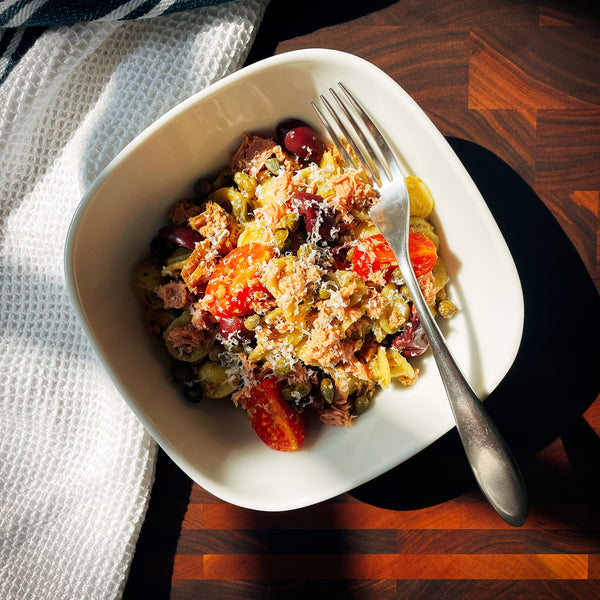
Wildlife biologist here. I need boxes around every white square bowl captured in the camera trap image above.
[65,49,524,511]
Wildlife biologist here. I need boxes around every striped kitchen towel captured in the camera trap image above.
[0,0,232,84]
[0,2,269,598]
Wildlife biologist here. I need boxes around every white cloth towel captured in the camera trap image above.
[0,2,268,598]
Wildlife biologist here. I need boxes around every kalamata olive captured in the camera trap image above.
[218,317,254,345]
[289,192,339,242]
[158,224,201,249]
[391,311,429,357]
[276,118,306,143]
[277,118,325,164]
[150,235,175,261]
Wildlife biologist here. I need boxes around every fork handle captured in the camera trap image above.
[395,252,529,526]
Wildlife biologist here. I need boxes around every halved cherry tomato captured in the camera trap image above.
[351,232,437,280]
[246,378,305,451]
[204,243,275,318]
[408,232,438,277]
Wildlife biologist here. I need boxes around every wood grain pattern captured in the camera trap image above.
[123,2,600,598]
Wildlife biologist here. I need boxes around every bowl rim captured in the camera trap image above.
[64,48,524,511]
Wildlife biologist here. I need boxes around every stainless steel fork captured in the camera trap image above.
[313,83,528,527]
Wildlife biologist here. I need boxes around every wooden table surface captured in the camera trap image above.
[124,2,600,598]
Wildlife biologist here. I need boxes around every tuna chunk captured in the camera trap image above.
[155,281,189,309]
[230,132,281,177]
[188,202,238,254]
[181,239,218,293]
[167,324,208,354]
[331,168,377,212]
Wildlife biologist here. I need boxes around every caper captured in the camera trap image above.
[243,314,261,331]
[437,299,458,319]
[295,382,312,398]
[319,280,337,299]
[354,394,370,415]
[272,359,292,377]
[281,386,295,402]
[297,242,317,260]
[283,382,314,408]
[320,377,335,404]
[183,382,204,403]
[390,268,404,286]
[265,158,283,175]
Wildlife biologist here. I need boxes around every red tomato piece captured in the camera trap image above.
[351,232,437,280]
[351,233,396,280]
[246,378,305,452]
[408,232,438,278]
[204,243,275,318]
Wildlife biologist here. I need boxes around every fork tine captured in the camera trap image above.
[326,89,382,184]
[311,99,355,169]
[338,82,401,182]
[327,87,384,185]
[312,91,379,183]
[313,83,403,185]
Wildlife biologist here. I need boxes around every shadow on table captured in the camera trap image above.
[122,450,193,599]
[351,137,600,511]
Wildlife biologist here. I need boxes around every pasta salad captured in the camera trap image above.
[131,119,457,451]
